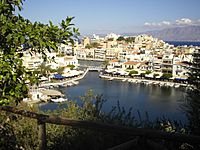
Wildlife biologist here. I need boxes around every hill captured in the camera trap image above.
[142,26,200,41]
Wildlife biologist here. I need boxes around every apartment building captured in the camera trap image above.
[161,54,174,74]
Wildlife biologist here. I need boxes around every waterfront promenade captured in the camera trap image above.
[40,68,89,87]
[40,67,191,89]
[99,73,190,88]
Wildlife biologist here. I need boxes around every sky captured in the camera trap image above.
[19,0,200,35]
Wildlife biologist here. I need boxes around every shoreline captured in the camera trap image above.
[39,68,89,88]
[40,69,192,89]
[99,73,191,88]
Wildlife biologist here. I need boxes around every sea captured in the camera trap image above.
[165,41,200,47]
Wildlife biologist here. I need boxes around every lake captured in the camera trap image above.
[40,71,187,122]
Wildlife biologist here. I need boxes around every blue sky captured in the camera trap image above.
[19,0,200,35]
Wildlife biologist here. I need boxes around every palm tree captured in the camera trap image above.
[36,62,51,77]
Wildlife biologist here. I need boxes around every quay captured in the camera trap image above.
[40,68,89,87]
[99,74,191,88]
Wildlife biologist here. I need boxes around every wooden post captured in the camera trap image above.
[38,119,46,150]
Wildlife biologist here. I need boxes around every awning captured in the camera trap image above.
[53,74,66,79]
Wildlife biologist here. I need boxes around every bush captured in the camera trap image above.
[67,65,75,70]
[129,70,138,76]
[161,73,172,79]
[0,91,193,150]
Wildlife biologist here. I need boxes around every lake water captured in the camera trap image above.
[40,71,187,122]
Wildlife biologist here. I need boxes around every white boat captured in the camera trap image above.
[51,97,68,102]
[72,80,79,85]
[174,84,180,88]
[108,77,114,81]
[122,79,127,82]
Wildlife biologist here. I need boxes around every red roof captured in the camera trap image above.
[175,61,190,66]
[109,59,119,63]
[124,61,140,65]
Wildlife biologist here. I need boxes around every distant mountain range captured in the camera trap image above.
[132,26,200,42]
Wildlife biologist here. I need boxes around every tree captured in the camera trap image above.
[129,70,138,76]
[0,0,79,105]
[161,73,172,80]
[125,37,135,43]
[66,64,75,70]
[102,60,109,69]
[145,70,152,75]
[91,42,100,48]
[183,48,200,135]
[117,36,125,41]
[56,67,65,74]
[36,62,51,77]
[85,44,92,49]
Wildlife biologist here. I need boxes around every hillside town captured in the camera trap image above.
[22,33,199,83]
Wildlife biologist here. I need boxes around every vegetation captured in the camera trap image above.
[153,73,159,78]
[107,38,114,41]
[117,36,135,43]
[66,64,75,70]
[117,36,125,41]
[0,90,192,150]
[102,60,109,68]
[161,73,172,80]
[36,62,51,77]
[145,70,152,75]
[125,37,135,43]
[0,0,200,149]
[140,73,146,78]
[0,0,79,105]
[56,67,65,74]
[129,70,138,76]
[183,49,200,135]
[85,42,100,49]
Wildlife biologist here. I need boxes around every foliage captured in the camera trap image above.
[161,73,172,79]
[0,0,79,105]
[183,48,200,135]
[85,44,92,49]
[125,37,135,43]
[56,67,65,74]
[140,73,146,77]
[117,36,135,43]
[153,73,159,78]
[117,36,125,41]
[129,70,138,76]
[182,89,200,135]
[145,70,151,74]
[85,42,100,49]
[36,62,51,77]
[107,38,114,41]
[102,60,109,68]
[0,90,193,150]
[66,64,75,70]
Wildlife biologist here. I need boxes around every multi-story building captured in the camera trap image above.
[22,51,43,70]
[94,49,106,60]
[152,55,163,72]
[161,54,174,74]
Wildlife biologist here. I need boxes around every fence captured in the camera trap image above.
[1,106,200,150]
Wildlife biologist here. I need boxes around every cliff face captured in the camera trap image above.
[145,26,200,41]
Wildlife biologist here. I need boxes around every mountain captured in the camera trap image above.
[142,26,200,41]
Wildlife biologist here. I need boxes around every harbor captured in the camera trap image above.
[39,71,187,122]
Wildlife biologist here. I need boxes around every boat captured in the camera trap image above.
[51,97,68,102]
[108,77,114,81]
[122,79,127,82]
